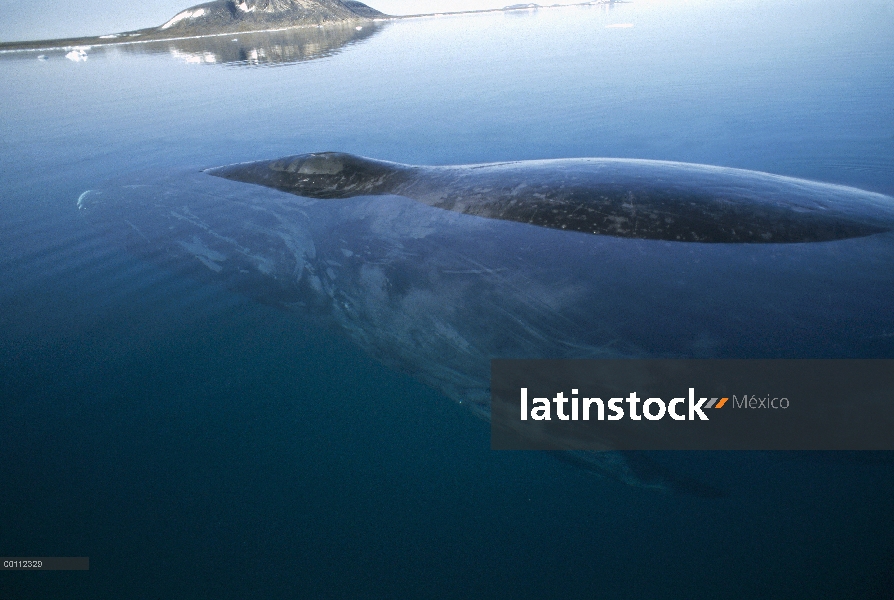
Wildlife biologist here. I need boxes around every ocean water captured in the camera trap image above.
[2,1,894,598]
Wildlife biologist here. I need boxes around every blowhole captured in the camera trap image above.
[298,154,345,175]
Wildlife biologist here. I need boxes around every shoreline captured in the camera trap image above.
[0,1,617,54]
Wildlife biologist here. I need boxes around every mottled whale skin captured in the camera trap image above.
[206,152,894,243]
[79,156,894,495]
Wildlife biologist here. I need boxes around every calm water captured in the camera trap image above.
[2,1,894,598]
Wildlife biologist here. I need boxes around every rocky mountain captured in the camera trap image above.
[120,21,385,67]
[155,0,385,36]
[1,0,607,52]
[0,0,386,50]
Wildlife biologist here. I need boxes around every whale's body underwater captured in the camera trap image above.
[79,153,894,494]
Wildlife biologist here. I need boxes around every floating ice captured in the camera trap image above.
[65,49,88,62]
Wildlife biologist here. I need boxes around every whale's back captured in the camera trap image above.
[207,153,894,243]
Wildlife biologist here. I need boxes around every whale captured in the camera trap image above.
[78,154,894,495]
[206,152,894,243]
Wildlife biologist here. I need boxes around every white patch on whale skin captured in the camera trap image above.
[178,236,226,272]
[606,23,634,28]
[123,219,151,242]
[251,254,275,275]
[349,196,490,241]
[432,320,472,353]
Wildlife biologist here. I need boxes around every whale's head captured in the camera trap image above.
[205,152,411,199]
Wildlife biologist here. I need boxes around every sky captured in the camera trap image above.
[0,0,536,42]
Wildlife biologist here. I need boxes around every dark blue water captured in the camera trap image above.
[2,2,894,598]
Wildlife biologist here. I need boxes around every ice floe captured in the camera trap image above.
[65,48,88,61]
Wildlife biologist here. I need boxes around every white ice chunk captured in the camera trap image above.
[65,49,88,62]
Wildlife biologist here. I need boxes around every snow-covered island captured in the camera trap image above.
[0,0,385,51]
[0,0,619,52]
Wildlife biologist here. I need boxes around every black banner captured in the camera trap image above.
[1,557,89,571]
[491,360,894,450]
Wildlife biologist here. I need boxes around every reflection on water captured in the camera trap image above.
[122,22,388,66]
[0,21,388,67]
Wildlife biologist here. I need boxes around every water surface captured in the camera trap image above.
[2,1,894,598]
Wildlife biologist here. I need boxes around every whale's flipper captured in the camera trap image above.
[207,152,894,243]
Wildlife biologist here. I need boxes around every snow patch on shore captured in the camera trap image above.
[161,8,208,30]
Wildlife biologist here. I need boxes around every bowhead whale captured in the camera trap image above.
[78,153,894,495]
[206,152,894,243]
